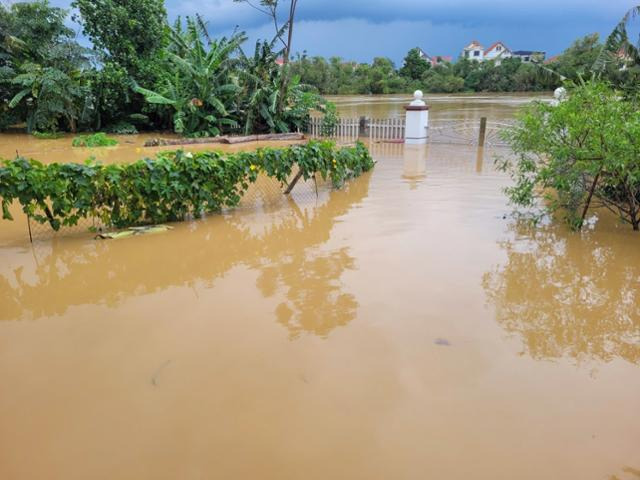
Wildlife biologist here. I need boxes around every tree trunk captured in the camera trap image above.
[579,171,601,228]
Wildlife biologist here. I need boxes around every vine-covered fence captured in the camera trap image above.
[0,141,375,241]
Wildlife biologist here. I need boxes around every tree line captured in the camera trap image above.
[0,0,324,136]
[290,33,640,95]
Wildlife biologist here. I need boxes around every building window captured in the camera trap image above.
[524,56,530,62]
[474,51,480,57]
[497,45,502,51]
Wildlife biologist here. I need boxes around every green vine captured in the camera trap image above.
[0,140,374,231]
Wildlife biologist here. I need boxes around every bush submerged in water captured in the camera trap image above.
[72,133,119,147]
[500,81,640,231]
[0,140,374,231]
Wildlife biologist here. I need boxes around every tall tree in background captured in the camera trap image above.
[71,0,168,77]
[399,48,430,81]
[71,0,169,129]
[1,1,93,132]
[233,0,299,65]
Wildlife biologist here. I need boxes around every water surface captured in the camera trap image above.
[0,94,638,480]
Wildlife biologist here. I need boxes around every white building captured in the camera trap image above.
[462,40,485,61]
[484,41,512,64]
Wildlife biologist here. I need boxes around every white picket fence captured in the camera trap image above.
[307,117,360,139]
[369,117,406,141]
[307,116,406,142]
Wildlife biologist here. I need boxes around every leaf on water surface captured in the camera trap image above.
[95,225,174,240]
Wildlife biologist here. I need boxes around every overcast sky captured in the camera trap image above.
[51,0,638,64]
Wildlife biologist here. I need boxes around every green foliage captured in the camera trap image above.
[135,17,245,137]
[320,102,338,136]
[9,62,91,133]
[32,131,64,139]
[72,133,119,147]
[1,1,94,133]
[291,52,557,94]
[0,140,375,230]
[499,81,640,231]
[71,0,168,77]
[399,48,431,81]
[0,0,73,64]
[552,34,603,81]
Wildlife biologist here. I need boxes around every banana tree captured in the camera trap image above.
[238,38,326,134]
[136,16,246,137]
[593,5,640,72]
[9,62,89,132]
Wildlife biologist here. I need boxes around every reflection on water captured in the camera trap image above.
[484,223,640,365]
[0,172,371,339]
[1,96,639,480]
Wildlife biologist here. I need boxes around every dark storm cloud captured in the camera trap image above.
[50,0,638,62]
[172,0,631,29]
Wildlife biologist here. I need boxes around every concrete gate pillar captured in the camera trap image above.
[404,90,429,145]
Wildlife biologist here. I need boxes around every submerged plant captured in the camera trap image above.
[32,131,64,139]
[72,132,119,147]
[0,141,374,231]
[500,81,640,231]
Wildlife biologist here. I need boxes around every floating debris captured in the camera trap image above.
[95,225,173,240]
[434,338,452,346]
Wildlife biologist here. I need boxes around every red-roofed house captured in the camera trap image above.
[484,41,512,64]
[430,55,453,66]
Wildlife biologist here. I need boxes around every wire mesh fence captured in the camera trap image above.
[428,120,514,147]
[22,168,334,243]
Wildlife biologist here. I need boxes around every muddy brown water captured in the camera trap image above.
[0,94,639,480]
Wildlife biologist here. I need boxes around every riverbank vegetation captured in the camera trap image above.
[0,140,374,230]
[501,82,640,231]
[0,0,329,136]
[500,6,640,231]
[291,32,639,95]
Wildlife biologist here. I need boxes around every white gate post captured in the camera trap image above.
[404,90,429,145]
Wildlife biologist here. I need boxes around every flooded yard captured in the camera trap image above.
[0,94,639,480]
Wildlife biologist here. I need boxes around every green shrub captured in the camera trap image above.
[32,131,65,139]
[72,132,119,147]
[500,81,640,231]
[0,140,374,231]
[105,121,138,135]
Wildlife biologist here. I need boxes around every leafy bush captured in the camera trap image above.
[72,133,119,147]
[0,141,374,231]
[500,81,640,231]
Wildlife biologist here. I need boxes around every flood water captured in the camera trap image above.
[0,94,639,480]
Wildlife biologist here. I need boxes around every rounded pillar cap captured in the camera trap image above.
[410,90,426,107]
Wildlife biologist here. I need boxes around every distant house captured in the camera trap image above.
[416,48,431,62]
[415,48,453,67]
[544,55,560,65]
[512,50,546,64]
[484,41,512,64]
[462,40,485,61]
[430,55,453,66]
